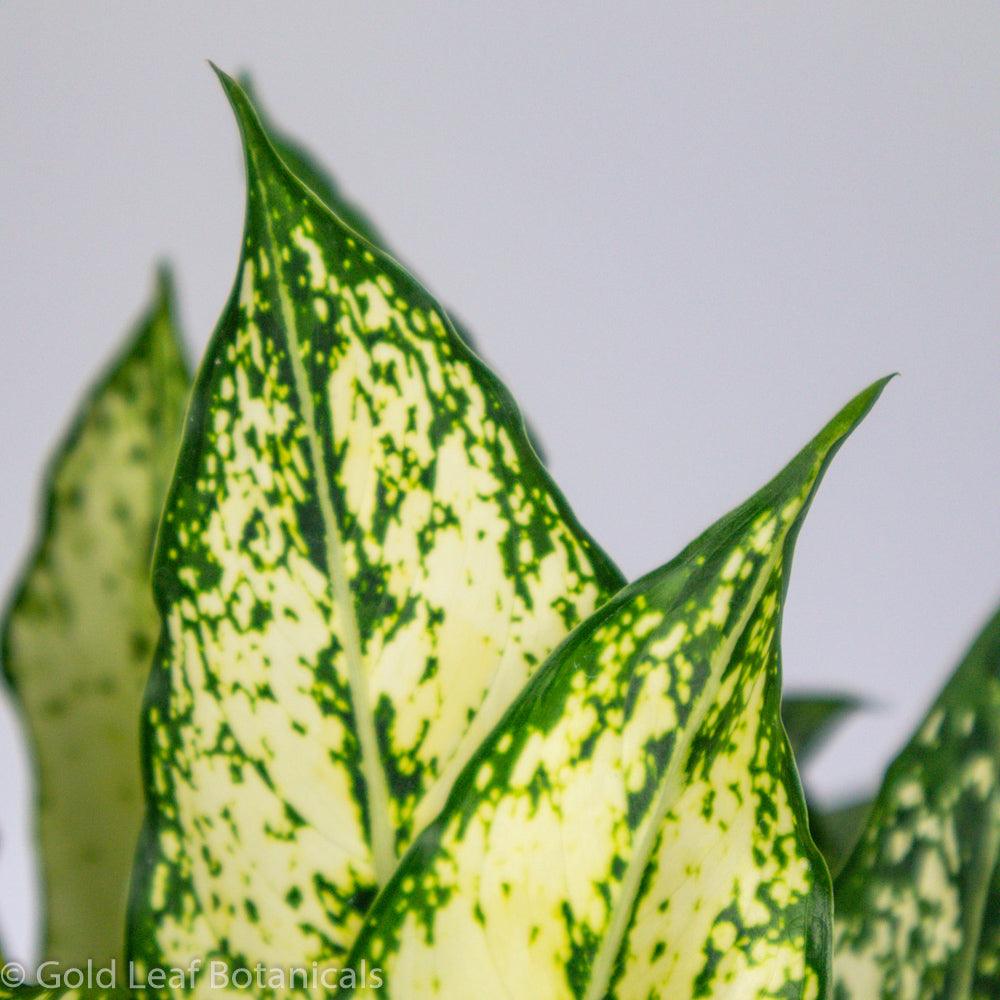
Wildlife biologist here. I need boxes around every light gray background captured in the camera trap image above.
[1,3,997,961]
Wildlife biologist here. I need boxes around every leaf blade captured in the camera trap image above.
[833,606,1000,1000]
[341,380,888,999]
[128,69,623,973]
[0,270,189,966]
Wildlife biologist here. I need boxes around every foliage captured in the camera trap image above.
[0,68,995,1000]
[834,609,1000,999]
[0,271,189,966]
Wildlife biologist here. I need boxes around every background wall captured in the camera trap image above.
[0,2,997,960]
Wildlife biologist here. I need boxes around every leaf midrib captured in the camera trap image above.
[947,785,1000,999]
[251,162,397,887]
[583,545,785,1000]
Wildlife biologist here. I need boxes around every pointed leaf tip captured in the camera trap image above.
[152,261,175,308]
[771,374,894,533]
[211,65,279,171]
[806,374,893,462]
[679,376,891,582]
[206,58,226,81]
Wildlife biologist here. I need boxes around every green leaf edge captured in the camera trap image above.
[810,796,873,880]
[235,73,390,251]
[235,70,551,465]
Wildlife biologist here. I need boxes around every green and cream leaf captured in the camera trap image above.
[833,606,1000,1000]
[341,380,889,999]
[128,70,623,978]
[0,271,189,967]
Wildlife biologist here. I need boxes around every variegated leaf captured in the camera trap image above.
[1,270,189,967]
[127,69,623,979]
[783,694,861,765]
[834,606,1000,1000]
[238,73,549,463]
[341,379,889,1000]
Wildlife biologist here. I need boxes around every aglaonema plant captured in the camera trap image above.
[0,66,995,1000]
